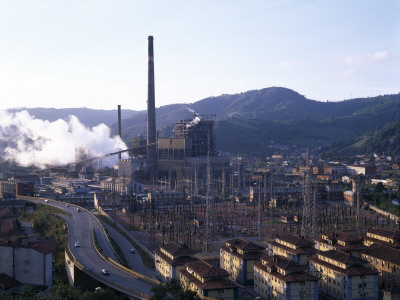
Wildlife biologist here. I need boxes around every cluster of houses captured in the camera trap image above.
[155,228,400,300]
[0,207,55,290]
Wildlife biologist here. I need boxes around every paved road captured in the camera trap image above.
[102,222,155,279]
[20,197,155,298]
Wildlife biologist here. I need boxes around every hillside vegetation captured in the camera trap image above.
[6,87,399,157]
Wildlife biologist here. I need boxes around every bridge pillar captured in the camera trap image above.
[65,251,99,290]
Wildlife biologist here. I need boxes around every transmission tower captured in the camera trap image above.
[355,176,361,232]
[202,141,217,256]
[301,151,317,239]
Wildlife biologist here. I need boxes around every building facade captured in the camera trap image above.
[154,242,198,281]
[309,250,378,300]
[254,254,318,300]
[219,238,264,285]
[270,234,316,265]
[179,260,238,300]
[362,243,400,290]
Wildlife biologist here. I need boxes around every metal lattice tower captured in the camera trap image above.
[301,151,317,239]
[202,141,217,256]
[355,176,361,232]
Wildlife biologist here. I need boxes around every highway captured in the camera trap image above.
[20,197,156,298]
[101,222,155,279]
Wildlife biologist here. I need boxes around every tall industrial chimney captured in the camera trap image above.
[117,105,122,160]
[147,36,157,170]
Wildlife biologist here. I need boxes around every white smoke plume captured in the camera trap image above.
[185,107,201,128]
[0,110,127,169]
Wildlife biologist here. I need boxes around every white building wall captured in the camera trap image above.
[14,247,46,286]
[45,253,53,286]
[0,246,14,277]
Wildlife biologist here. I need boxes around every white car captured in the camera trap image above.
[101,269,110,275]
[74,242,80,247]
[130,248,136,253]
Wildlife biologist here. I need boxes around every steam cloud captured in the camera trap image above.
[185,107,201,128]
[0,110,127,169]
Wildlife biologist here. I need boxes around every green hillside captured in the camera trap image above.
[5,87,398,157]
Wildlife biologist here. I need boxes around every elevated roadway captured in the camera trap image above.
[19,196,157,299]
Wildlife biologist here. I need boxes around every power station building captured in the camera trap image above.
[157,116,230,192]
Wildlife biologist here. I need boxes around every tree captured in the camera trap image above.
[374,182,385,194]
[150,279,200,300]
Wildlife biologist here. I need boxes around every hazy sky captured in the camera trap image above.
[0,0,399,110]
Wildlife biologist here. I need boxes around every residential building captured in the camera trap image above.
[220,238,264,285]
[154,242,198,281]
[0,236,55,287]
[362,243,400,290]
[270,234,316,265]
[315,231,365,257]
[254,254,318,300]
[309,250,378,300]
[0,179,34,199]
[179,260,238,300]
[364,228,400,249]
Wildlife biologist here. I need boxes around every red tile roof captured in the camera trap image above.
[254,255,318,283]
[161,243,196,256]
[224,238,264,252]
[270,240,316,255]
[0,219,22,236]
[275,234,314,247]
[179,269,238,291]
[316,250,365,265]
[31,239,56,254]
[363,243,400,265]
[0,274,19,289]
[186,260,230,279]
[321,230,362,243]
[154,249,198,266]
[309,256,377,276]
[0,208,17,219]
[367,228,400,240]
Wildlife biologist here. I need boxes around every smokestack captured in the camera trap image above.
[147,36,157,169]
[118,105,122,160]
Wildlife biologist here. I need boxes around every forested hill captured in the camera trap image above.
[5,87,399,156]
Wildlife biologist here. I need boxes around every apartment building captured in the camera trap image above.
[219,238,264,285]
[0,235,55,287]
[270,234,316,265]
[315,231,365,257]
[179,260,238,300]
[362,243,400,290]
[364,228,400,249]
[154,242,198,281]
[254,254,318,300]
[309,250,378,300]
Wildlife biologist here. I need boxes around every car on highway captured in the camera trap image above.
[130,248,136,253]
[66,204,69,207]
[45,199,48,202]
[76,208,81,212]
[74,242,80,247]
[101,269,110,275]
